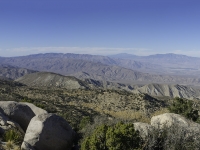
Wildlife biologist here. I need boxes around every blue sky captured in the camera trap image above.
[0,0,200,57]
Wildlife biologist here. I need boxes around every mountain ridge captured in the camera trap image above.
[15,71,200,100]
[1,53,200,85]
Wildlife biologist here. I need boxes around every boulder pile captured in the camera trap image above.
[0,101,75,150]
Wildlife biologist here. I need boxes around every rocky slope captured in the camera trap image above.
[133,83,200,100]
[15,72,90,89]
[0,64,37,80]
[0,78,166,121]
[1,101,200,150]
[15,72,136,91]
[15,72,200,100]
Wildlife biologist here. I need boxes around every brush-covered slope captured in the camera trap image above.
[83,78,136,91]
[0,78,167,126]
[15,71,136,91]
[15,72,90,89]
[133,83,200,100]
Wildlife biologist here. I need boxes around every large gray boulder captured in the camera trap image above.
[151,113,191,128]
[19,102,47,116]
[151,113,200,133]
[0,101,47,131]
[21,113,75,150]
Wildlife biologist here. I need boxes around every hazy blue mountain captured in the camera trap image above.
[1,53,200,85]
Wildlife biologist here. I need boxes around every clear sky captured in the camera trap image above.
[0,0,200,57]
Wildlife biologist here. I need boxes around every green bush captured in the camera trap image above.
[81,122,141,150]
[168,97,199,121]
[20,98,32,103]
[35,103,45,109]
[79,116,91,130]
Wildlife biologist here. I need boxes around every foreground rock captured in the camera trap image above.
[21,113,75,150]
[0,101,47,131]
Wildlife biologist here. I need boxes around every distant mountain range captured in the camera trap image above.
[1,53,200,85]
[110,53,200,76]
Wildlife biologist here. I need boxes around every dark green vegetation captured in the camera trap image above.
[81,122,200,150]
[81,122,141,150]
[168,97,199,122]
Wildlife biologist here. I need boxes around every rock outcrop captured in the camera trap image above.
[0,101,75,150]
[0,101,47,131]
[151,113,190,128]
[151,113,200,133]
[21,113,75,150]
[0,111,9,126]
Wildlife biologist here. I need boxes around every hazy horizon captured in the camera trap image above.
[1,51,200,58]
[1,0,200,57]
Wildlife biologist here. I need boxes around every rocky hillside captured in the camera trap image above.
[15,72,90,89]
[0,64,37,80]
[133,83,200,100]
[0,79,167,123]
[15,72,200,100]
[1,101,200,150]
[0,79,200,149]
[15,72,136,91]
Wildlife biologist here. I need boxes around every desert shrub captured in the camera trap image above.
[2,129,23,144]
[106,122,141,150]
[151,108,170,117]
[2,140,20,150]
[20,98,32,103]
[79,116,91,130]
[33,102,45,109]
[143,124,200,150]
[168,97,199,121]
[81,122,142,150]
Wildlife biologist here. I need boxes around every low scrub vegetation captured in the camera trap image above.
[80,121,200,150]
[81,122,141,150]
[2,129,23,145]
[168,97,199,121]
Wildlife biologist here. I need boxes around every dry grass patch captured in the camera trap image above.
[150,108,170,117]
